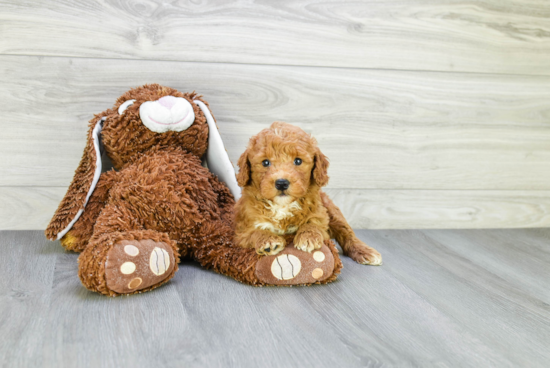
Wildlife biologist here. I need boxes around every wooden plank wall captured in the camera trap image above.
[1,0,549,230]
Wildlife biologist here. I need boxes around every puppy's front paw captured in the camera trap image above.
[256,235,285,256]
[346,239,382,266]
[294,230,323,253]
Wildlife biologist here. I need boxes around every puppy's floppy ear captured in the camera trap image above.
[236,148,251,187]
[312,147,330,187]
[45,115,106,240]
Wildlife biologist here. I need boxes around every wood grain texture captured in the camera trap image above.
[324,188,550,229]
[0,231,57,367]
[1,0,550,75]
[1,229,549,367]
[356,228,550,367]
[2,55,550,190]
[0,187,64,230]
[3,186,550,230]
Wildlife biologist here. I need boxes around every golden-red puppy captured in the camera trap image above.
[235,122,382,265]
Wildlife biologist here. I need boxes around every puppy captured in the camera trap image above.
[234,122,382,265]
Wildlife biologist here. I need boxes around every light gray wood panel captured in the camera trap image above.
[173,264,362,367]
[2,229,550,367]
[175,260,508,366]
[324,188,550,229]
[0,231,57,367]
[2,55,550,189]
[357,229,550,366]
[0,187,63,230]
[41,253,189,368]
[3,186,550,230]
[1,0,550,75]
[424,229,550,304]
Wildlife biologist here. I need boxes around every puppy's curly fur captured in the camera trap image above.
[235,122,382,265]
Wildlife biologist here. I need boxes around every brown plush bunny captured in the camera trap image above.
[46,84,342,296]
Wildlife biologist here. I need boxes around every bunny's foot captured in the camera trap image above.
[78,230,179,296]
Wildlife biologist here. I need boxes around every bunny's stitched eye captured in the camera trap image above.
[294,158,302,166]
[262,159,271,167]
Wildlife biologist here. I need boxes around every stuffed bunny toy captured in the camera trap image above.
[45,84,342,296]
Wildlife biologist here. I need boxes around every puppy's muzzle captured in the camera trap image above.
[275,179,290,191]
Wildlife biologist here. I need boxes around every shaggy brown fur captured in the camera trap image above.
[235,122,382,265]
[45,84,342,296]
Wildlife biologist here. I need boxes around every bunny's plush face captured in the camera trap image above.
[45,84,241,241]
[100,84,209,169]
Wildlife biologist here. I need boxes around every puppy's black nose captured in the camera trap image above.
[275,179,290,191]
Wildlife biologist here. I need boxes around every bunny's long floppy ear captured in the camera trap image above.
[45,117,106,240]
[193,100,241,201]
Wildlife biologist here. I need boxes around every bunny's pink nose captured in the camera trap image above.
[158,96,177,110]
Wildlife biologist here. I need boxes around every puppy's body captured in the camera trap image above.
[235,122,382,265]
[235,179,329,254]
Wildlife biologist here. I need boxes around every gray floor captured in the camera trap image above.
[1,229,549,368]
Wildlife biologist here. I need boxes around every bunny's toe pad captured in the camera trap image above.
[255,243,334,285]
[104,239,175,294]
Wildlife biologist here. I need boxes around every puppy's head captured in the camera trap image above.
[237,122,329,201]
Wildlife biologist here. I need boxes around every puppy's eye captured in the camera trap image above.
[262,159,271,167]
[294,158,302,166]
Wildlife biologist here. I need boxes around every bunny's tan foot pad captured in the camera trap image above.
[255,243,335,285]
[104,239,176,294]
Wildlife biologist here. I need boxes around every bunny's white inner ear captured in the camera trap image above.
[118,99,135,115]
[193,100,242,201]
[55,117,105,240]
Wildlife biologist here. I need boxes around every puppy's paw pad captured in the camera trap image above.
[294,236,322,253]
[364,253,383,266]
[294,230,324,253]
[105,240,176,294]
[256,238,285,256]
[295,242,312,252]
[349,246,383,266]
